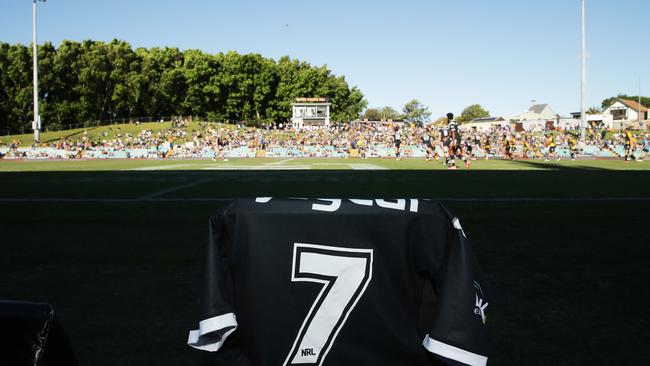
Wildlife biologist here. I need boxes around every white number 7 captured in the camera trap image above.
[284,243,373,366]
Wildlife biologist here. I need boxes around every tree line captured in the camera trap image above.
[362,102,490,125]
[0,39,366,133]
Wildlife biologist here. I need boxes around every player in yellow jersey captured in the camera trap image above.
[503,135,514,160]
[566,133,579,161]
[522,136,532,159]
[624,127,637,162]
[545,133,559,161]
[483,138,491,160]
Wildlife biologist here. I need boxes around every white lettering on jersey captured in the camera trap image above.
[312,199,342,212]
[348,199,373,206]
[375,199,406,211]
[256,198,421,213]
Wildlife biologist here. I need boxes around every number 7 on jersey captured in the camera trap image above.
[284,243,373,366]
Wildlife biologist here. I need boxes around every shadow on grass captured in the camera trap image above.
[505,159,612,171]
[0,168,649,200]
[43,126,101,144]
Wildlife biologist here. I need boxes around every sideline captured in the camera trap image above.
[1,197,649,203]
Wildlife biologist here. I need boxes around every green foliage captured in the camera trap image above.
[458,104,490,123]
[0,40,366,133]
[586,106,601,115]
[601,94,650,110]
[401,99,431,126]
[362,106,401,121]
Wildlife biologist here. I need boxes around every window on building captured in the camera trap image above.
[611,109,626,120]
[294,107,306,117]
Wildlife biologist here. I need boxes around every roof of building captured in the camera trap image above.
[512,103,558,121]
[470,117,506,123]
[617,99,648,112]
[530,104,549,114]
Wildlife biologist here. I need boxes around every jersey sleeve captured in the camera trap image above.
[187,210,238,352]
[420,212,490,366]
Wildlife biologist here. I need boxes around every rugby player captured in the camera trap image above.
[394,126,402,160]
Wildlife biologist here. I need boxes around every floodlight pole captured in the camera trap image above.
[639,78,642,126]
[32,0,41,143]
[580,0,587,140]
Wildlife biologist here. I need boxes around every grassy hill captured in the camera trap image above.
[0,121,213,146]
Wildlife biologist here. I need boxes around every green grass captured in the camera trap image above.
[0,169,649,365]
[0,157,649,172]
[0,121,213,145]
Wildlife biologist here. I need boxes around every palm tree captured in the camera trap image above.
[586,106,601,115]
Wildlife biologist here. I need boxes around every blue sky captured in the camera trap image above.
[1,0,649,118]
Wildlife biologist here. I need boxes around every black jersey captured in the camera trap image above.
[394,131,402,142]
[449,122,460,141]
[422,133,432,145]
[439,127,450,140]
[188,198,490,366]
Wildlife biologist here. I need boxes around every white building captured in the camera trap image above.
[462,117,509,132]
[602,99,649,129]
[291,97,331,129]
[511,104,559,122]
[510,104,559,131]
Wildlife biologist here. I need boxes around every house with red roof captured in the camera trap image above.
[603,99,649,129]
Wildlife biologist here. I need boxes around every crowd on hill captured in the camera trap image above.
[1,119,648,161]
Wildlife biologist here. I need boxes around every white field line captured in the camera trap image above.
[266,158,296,166]
[201,165,311,170]
[128,164,200,171]
[1,197,649,203]
[138,181,205,200]
[348,164,388,170]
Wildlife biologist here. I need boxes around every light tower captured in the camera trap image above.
[580,0,587,139]
[32,0,46,143]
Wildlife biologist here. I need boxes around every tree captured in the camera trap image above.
[380,107,401,120]
[0,40,367,131]
[402,99,431,126]
[362,108,382,121]
[586,106,601,115]
[601,94,650,110]
[458,104,489,123]
[362,106,401,121]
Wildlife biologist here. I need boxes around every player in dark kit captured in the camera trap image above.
[394,126,402,160]
[188,198,490,366]
[422,127,434,161]
[447,113,462,169]
[439,123,451,165]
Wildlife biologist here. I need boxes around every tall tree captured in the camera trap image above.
[0,40,367,132]
[458,104,489,123]
[402,99,431,126]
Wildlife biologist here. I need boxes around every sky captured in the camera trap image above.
[1,0,649,119]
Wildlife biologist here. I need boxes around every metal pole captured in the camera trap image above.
[32,0,40,143]
[639,78,642,126]
[580,0,587,140]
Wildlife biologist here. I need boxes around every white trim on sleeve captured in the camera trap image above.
[423,335,487,366]
[187,313,238,352]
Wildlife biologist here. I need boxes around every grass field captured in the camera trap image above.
[0,121,210,145]
[1,163,649,365]
[0,156,649,172]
